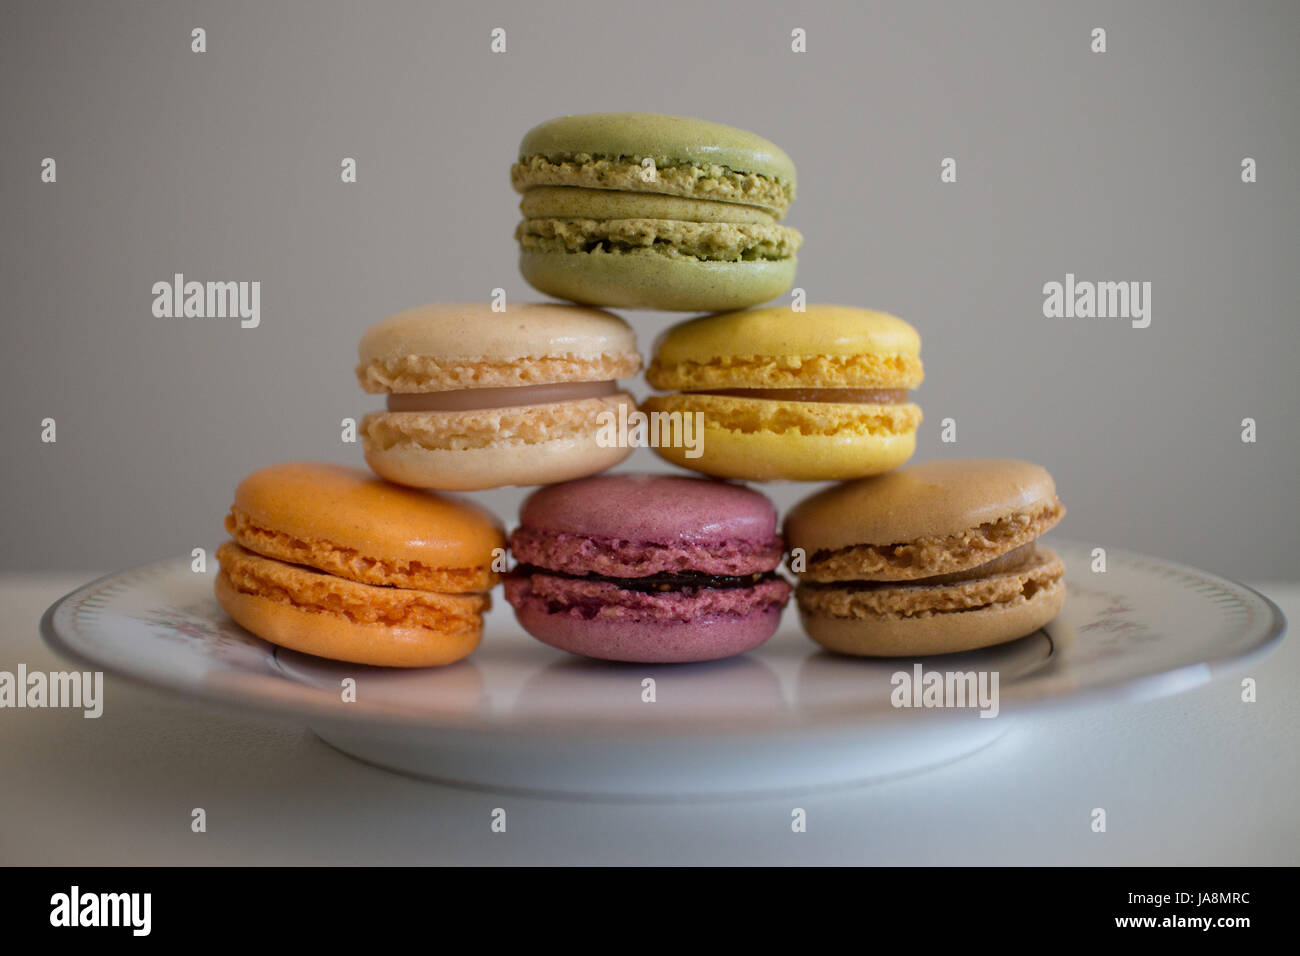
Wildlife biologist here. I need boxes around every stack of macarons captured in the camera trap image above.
[214,111,1066,669]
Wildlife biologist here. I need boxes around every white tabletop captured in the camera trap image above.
[1,573,1295,865]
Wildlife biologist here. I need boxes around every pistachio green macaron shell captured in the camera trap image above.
[517,113,797,194]
[520,250,798,312]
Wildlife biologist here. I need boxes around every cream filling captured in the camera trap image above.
[890,543,1038,586]
[386,380,619,412]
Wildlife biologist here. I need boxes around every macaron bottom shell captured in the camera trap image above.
[520,250,797,312]
[642,394,919,480]
[361,394,636,491]
[364,432,633,492]
[215,571,483,668]
[796,550,1067,657]
[511,600,785,664]
[505,571,789,664]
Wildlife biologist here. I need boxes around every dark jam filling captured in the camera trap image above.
[513,564,781,594]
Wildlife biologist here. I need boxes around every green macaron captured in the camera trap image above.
[511,113,801,312]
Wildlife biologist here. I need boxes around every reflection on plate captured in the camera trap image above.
[42,542,1284,796]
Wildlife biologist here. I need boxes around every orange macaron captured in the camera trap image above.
[214,462,504,667]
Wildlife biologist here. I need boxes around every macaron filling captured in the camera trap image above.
[520,187,778,224]
[802,543,1040,591]
[795,547,1064,620]
[385,381,619,412]
[216,542,489,631]
[511,155,792,216]
[798,498,1066,583]
[513,565,783,593]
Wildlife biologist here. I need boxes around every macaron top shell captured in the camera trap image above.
[516,113,796,192]
[228,462,504,577]
[647,305,923,390]
[785,459,1059,551]
[519,474,779,547]
[357,302,641,393]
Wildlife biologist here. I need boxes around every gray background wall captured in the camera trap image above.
[2,0,1297,580]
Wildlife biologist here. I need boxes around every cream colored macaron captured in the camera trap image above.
[784,460,1067,656]
[357,302,641,490]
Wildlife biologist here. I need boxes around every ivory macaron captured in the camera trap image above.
[643,305,923,480]
[356,302,641,491]
[785,459,1067,657]
[215,462,504,667]
[511,113,801,311]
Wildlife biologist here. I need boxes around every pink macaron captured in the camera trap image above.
[504,474,791,663]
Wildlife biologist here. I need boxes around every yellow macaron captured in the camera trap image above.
[642,305,923,480]
[357,302,641,490]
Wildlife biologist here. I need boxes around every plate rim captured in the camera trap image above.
[38,541,1288,739]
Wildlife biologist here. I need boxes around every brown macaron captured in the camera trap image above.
[784,459,1066,656]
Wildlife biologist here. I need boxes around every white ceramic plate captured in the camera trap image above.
[41,541,1285,796]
